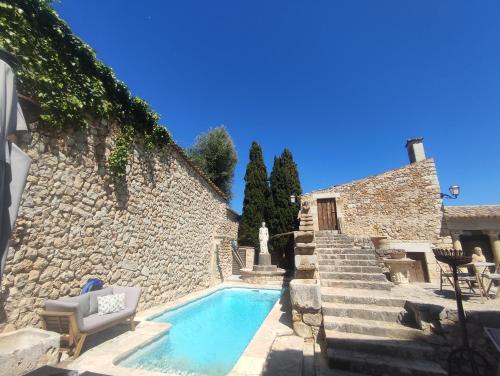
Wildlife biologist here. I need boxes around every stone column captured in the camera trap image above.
[487,231,500,266]
[450,231,463,251]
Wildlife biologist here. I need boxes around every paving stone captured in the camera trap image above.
[262,335,304,376]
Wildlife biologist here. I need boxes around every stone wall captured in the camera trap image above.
[303,159,450,247]
[0,121,239,330]
[407,302,499,372]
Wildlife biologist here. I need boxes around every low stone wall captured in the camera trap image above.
[407,301,500,371]
[0,121,238,330]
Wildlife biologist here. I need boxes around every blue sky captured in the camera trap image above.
[55,1,500,212]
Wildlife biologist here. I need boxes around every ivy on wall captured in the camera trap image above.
[0,0,172,176]
[109,125,135,177]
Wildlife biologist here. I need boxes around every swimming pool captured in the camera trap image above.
[119,287,281,375]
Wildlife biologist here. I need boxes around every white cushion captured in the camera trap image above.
[97,293,125,315]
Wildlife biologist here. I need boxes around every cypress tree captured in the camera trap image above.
[238,142,272,247]
[269,148,302,237]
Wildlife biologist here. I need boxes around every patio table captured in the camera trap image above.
[466,262,495,300]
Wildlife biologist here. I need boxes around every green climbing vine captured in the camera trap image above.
[0,0,172,176]
[109,125,135,177]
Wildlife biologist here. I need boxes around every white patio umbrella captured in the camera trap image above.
[0,52,31,285]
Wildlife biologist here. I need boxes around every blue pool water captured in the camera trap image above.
[119,287,281,375]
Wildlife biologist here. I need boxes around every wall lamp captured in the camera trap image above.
[290,195,300,204]
[441,185,460,199]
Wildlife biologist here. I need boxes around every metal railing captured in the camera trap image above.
[231,240,245,268]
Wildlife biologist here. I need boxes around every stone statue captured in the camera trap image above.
[472,247,486,263]
[259,222,269,254]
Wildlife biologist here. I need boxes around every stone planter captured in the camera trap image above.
[383,258,416,285]
[0,328,60,376]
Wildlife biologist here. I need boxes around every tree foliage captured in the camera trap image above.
[269,149,302,237]
[0,0,171,175]
[238,142,272,247]
[187,126,238,199]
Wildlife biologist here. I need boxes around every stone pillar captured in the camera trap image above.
[487,231,500,266]
[450,231,463,251]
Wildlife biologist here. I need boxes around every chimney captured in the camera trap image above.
[405,138,426,163]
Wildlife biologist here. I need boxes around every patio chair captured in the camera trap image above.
[485,264,500,299]
[40,285,141,358]
[437,260,476,294]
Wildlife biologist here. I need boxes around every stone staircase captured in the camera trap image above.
[316,231,446,376]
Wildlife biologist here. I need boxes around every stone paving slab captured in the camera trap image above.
[260,335,304,376]
[391,282,500,311]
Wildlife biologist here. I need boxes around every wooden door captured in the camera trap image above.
[406,252,430,282]
[317,198,338,231]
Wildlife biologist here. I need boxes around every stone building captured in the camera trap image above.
[302,138,498,282]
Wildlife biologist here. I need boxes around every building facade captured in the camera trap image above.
[302,138,499,282]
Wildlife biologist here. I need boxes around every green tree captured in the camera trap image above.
[187,126,238,199]
[238,142,272,247]
[269,148,302,237]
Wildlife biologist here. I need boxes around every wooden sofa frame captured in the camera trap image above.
[40,310,136,358]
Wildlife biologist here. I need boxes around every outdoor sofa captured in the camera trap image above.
[40,285,141,358]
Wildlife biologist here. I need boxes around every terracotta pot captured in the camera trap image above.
[389,251,406,259]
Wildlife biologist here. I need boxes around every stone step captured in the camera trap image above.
[318,259,378,267]
[327,348,446,376]
[317,363,370,376]
[321,279,392,290]
[315,235,352,239]
[318,254,376,261]
[314,239,357,243]
[325,329,435,360]
[319,265,382,273]
[314,238,352,242]
[322,302,407,323]
[320,272,388,282]
[321,288,405,307]
[316,248,374,255]
[315,234,351,238]
[315,245,363,251]
[323,316,423,340]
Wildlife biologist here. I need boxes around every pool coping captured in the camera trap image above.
[65,281,291,376]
